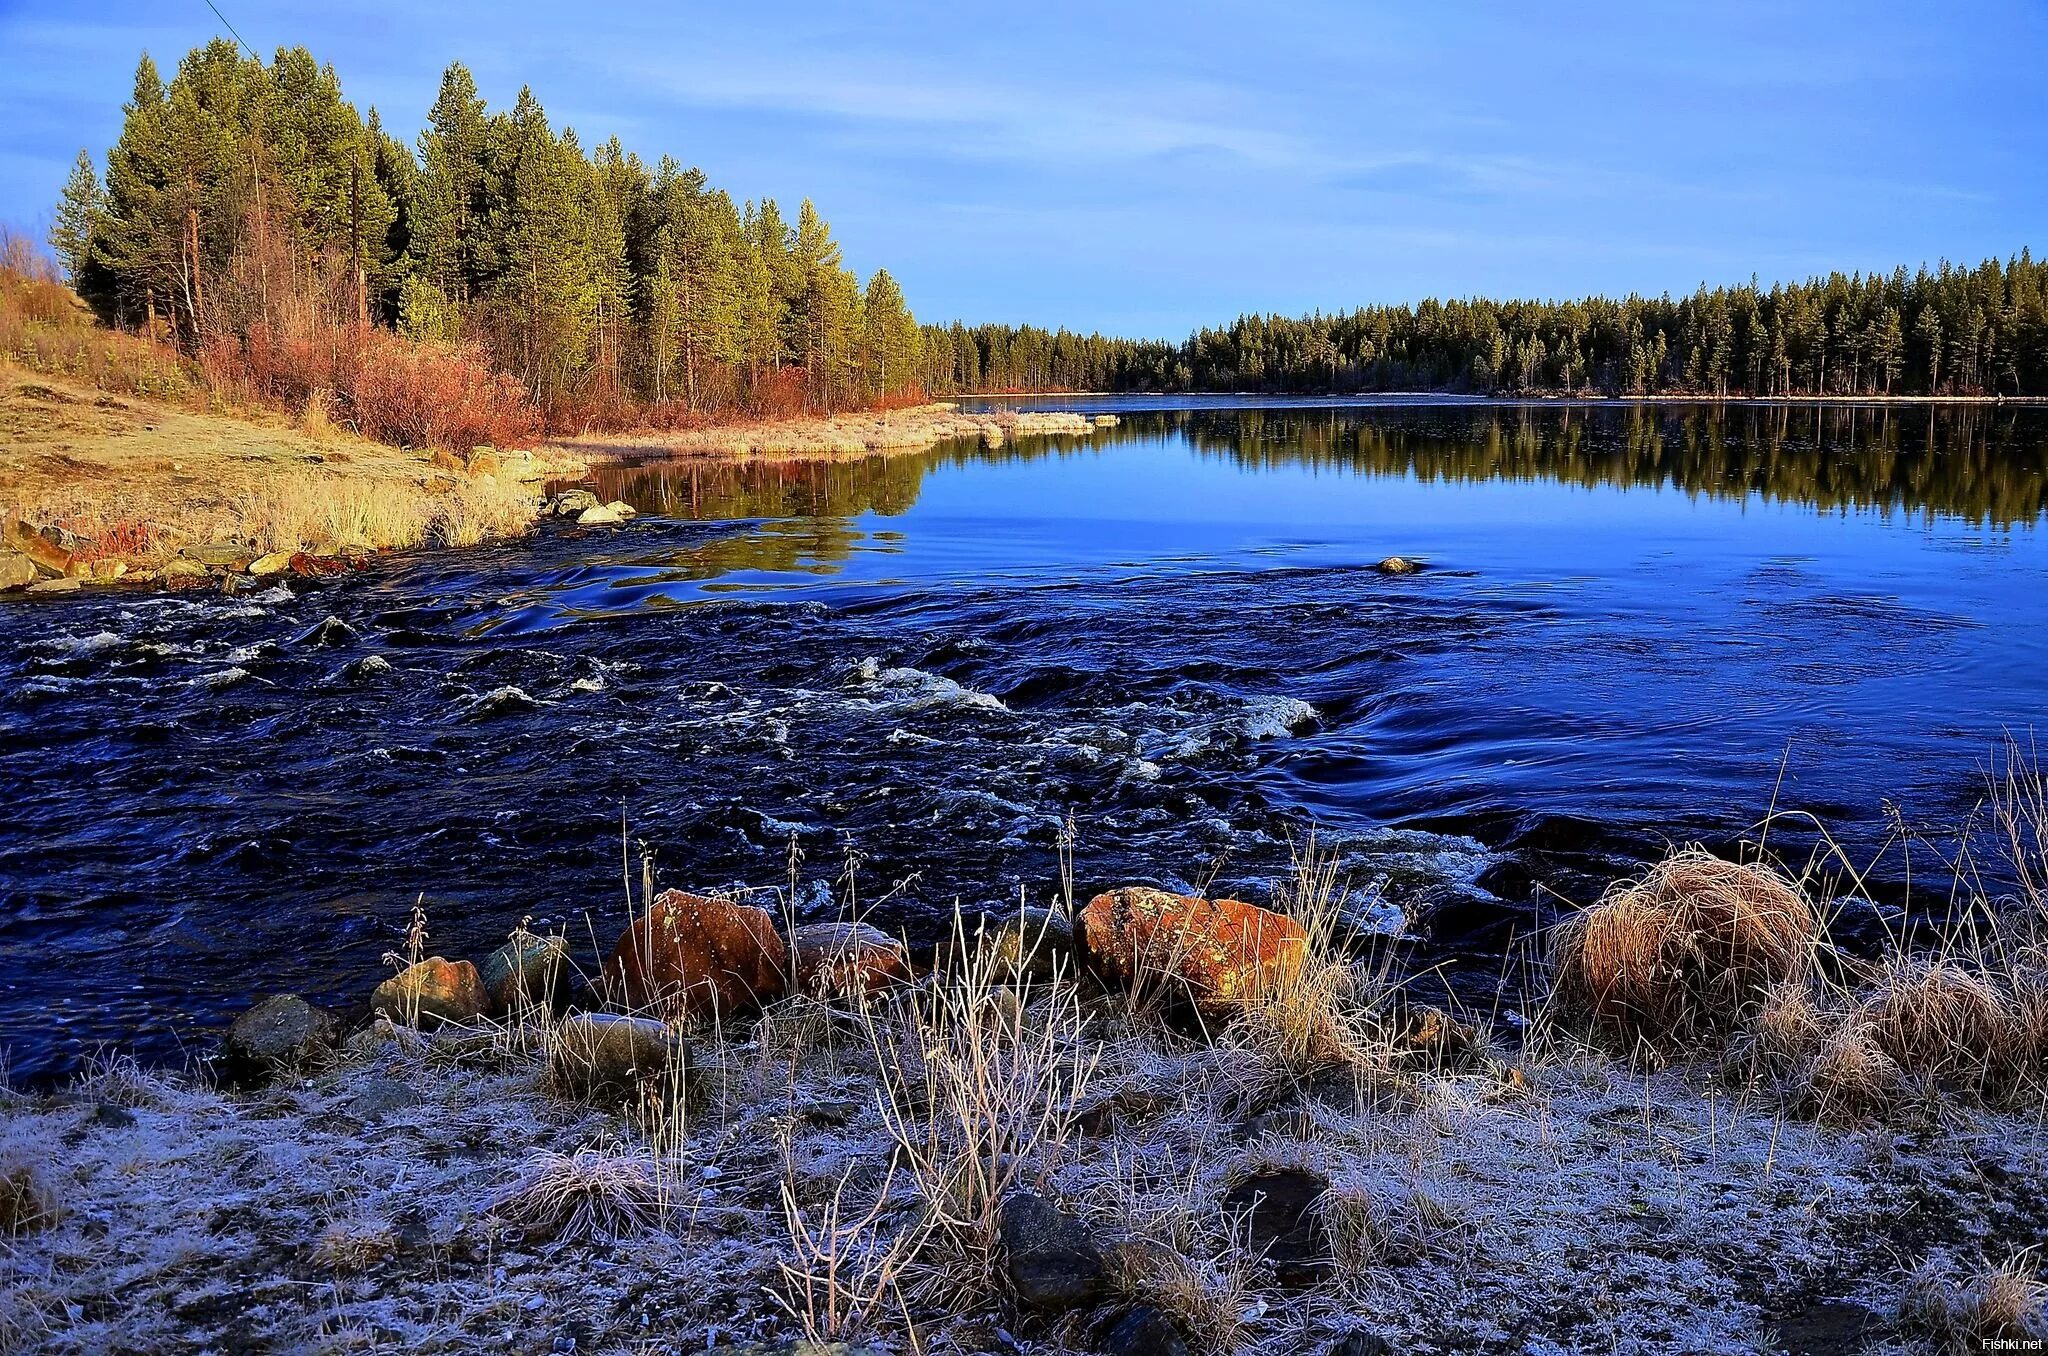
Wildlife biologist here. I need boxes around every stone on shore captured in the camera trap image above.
[0,550,38,591]
[546,1012,685,1099]
[219,993,338,1086]
[790,921,911,999]
[371,957,487,1026]
[999,1189,1106,1312]
[482,933,569,1013]
[247,551,295,577]
[605,891,787,1020]
[6,520,74,577]
[1079,887,1307,1018]
[986,906,1076,982]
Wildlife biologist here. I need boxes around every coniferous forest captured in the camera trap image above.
[51,41,923,429]
[920,256,2048,399]
[46,40,2048,432]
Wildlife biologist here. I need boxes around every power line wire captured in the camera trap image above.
[201,0,256,59]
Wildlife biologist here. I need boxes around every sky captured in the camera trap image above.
[1,0,2043,338]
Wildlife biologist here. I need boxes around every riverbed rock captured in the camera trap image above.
[986,906,1076,983]
[219,994,338,1086]
[999,1189,1105,1311]
[298,615,359,647]
[790,921,910,999]
[247,551,294,577]
[371,957,487,1027]
[1222,1168,1332,1288]
[0,551,37,591]
[605,891,787,1020]
[482,933,569,1013]
[575,503,624,526]
[1099,1304,1193,1356]
[1374,555,1421,575]
[545,1012,685,1099]
[550,489,599,517]
[27,577,85,593]
[162,558,209,585]
[1078,887,1308,1018]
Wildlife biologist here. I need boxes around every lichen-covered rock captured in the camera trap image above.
[371,957,486,1026]
[985,906,1076,982]
[605,891,787,1020]
[219,993,337,1086]
[1079,887,1307,1017]
[999,1189,1105,1311]
[482,933,569,1013]
[790,921,909,999]
[546,1013,685,1099]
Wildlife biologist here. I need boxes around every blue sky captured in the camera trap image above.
[1,0,2042,337]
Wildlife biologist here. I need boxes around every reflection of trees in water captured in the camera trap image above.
[594,406,2048,540]
[1179,404,2048,529]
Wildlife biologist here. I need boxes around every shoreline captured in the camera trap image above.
[5,851,2044,1353]
[550,402,1115,466]
[954,388,2048,406]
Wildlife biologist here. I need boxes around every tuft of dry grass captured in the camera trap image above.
[0,1163,57,1234]
[1858,955,2014,1095]
[1802,1020,1908,1122]
[1549,848,1818,1051]
[488,1144,666,1243]
[1902,1250,2048,1352]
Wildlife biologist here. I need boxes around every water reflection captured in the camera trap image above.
[585,404,2048,532]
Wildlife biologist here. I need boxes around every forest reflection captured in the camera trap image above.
[588,404,2048,578]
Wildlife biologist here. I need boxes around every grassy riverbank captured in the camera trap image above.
[554,403,1111,463]
[5,830,2046,1355]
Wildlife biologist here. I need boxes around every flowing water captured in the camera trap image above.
[5,399,2047,1078]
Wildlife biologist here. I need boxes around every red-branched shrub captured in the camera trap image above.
[343,330,540,451]
[746,366,809,420]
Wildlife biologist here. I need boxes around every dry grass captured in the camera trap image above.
[1548,848,1818,1051]
[1858,955,2014,1095]
[1903,1250,2048,1352]
[488,1144,667,1243]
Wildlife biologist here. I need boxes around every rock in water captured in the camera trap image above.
[1079,887,1307,1018]
[790,921,910,998]
[247,551,294,577]
[1100,1305,1193,1356]
[605,891,787,1020]
[604,500,637,519]
[1222,1168,1333,1288]
[550,489,599,517]
[986,906,1076,982]
[1374,555,1420,575]
[371,957,487,1026]
[575,503,623,526]
[482,933,570,1013]
[297,616,359,647]
[999,1190,1105,1312]
[546,1012,684,1099]
[219,993,338,1086]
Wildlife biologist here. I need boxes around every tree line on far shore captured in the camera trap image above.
[917,254,2048,399]
[50,41,922,430]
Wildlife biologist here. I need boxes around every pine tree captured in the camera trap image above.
[859,269,918,399]
[50,150,104,282]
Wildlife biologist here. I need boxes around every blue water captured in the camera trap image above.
[2,399,2044,1076]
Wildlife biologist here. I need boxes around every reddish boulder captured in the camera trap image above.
[371,957,487,1026]
[1079,887,1307,1018]
[790,921,911,999]
[606,891,787,1019]
[6,520,72,577]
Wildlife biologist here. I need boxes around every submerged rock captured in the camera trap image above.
[999,1189,1105,1312]
[482,933,569,1013]
[790,921,910,999]
[546,1012,684,1099]
[371,957,487,1026]
[605,891,787,1020]
[1079,887,1307,1018]
[298,615,359,647]
[219,993,338,1086]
